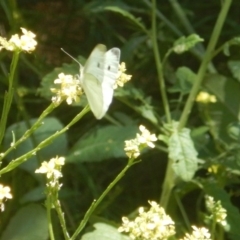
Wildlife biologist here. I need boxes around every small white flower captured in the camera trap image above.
[35,156,65,180]
[54,156,65,166]
[137,125,157,148]
[114,62,132,89]
[0,184,12,212]
[124,139,140,159]
[119,201,175,240]
[35,159,62,179]
[124,125,157,159]
[51,73,82,105]
[0,185,12,200]
[180,226,211,240]
[205,195,227,227]
[0,27,38,52]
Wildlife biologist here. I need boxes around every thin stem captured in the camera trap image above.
[0,105,90,174]
[159,158,175,208]
[143,0,215,71]
[210,218,217,240]
[169,0,195,34]
[70,158,140,240]
[54,200,70,240]
[174,190,191,231]
[151,0,171,123]
[0,51,20,145]
[178,0,232,130]
[143,0,183,36]
[47,195,55,240]
[0,103,57,162]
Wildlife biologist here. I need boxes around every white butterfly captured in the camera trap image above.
[62,44,121,119]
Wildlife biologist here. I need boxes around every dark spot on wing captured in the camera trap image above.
[97,62,100,68]
[108,65,111,70]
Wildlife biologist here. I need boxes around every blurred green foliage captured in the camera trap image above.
[0,0,240,239]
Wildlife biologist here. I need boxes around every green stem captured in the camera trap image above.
[0,51,20,145]
[70,158,140,240]
[54,200,70,240]
[47,194,55,240]
[211,218,217,240]
[0,105,90,174]
[143,0,182,36]
[151,0,171,123]
[0,103,57,162]
[178,0,232,130]
[160,158,175,208]
[174,190,191,231]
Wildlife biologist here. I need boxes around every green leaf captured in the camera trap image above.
[20,186,45,204]
[165,122,198,181]
[1,204,48,240]
[3,117,68,174]
[67,125,138,163]
[81,222,130,240]
[116,86,158,125]
[191,126,210,152]
[228,60,240,82]
[137,105,158,125]
[227,122,240,141]
[121,35,148,62]
[168,66,196,94]
[200,180,240,240]
[203,74,240,142]
[173,34,204,54]
[223,36,240,56]
[104,6,147,33]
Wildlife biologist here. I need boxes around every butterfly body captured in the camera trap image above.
[80,44,120,119]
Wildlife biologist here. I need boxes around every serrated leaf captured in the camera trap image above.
[104,6,147,33]
[168,66,196,94]
[67,125,138,163]
[200,180,240,240]
[228,60,240,82]
[167,122,198,181]
[81,222,130,240]
[3,117,67,174]
[173,34,204,54]
[1,204,48,240]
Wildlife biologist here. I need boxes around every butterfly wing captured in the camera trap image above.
[82,44,120,119]
[101,47,120,116]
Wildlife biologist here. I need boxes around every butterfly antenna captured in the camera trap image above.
[61,48,82,67]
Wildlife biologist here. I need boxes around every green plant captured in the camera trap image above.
[0,0,240,240]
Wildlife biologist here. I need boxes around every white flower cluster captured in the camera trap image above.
[114,62,132,89]
[0,28,37,52]
[51,73,83,105]
[180,226,211,240]
[124,125,157,159]
[205,195,227,227]
[35,156,65,189]
[0,184,12,211]
[119,201,175,240]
